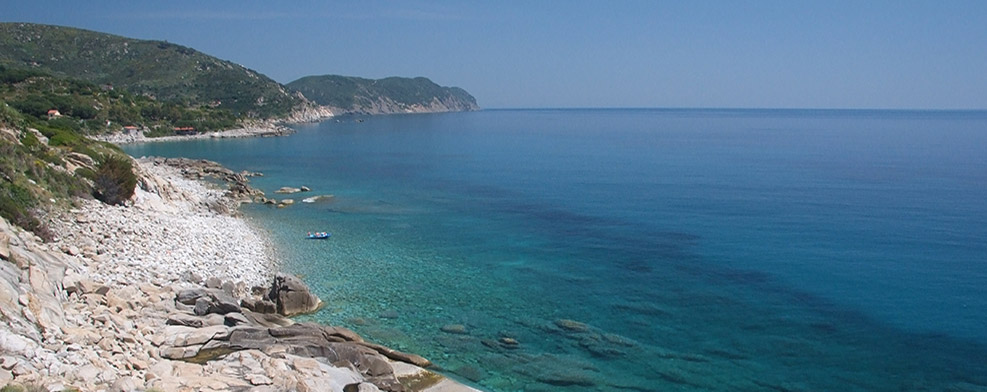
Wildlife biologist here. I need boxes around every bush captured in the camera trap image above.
[0,182,45,239]
[92,156,137,205]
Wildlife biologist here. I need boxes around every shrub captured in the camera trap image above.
[92,155,137,205]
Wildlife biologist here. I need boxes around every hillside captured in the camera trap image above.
[287,75,478,115]
[0,22,300,118]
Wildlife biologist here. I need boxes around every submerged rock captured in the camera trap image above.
[554,319,590,332]
[440,324,468,335]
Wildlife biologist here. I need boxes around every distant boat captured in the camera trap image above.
[307,232,331,239]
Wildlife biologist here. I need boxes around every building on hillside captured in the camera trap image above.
[174,127,198,135]
[47,109,61,119]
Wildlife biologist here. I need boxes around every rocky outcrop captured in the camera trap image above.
[264,274,322,316]
[94,122,295,145]
[282,101,337,123]
[0,159,479,392]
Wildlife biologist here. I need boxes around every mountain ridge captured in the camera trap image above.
[0,22,300,119]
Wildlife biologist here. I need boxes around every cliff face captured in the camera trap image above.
[286,75,479,116]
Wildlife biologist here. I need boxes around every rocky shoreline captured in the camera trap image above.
[94,123,298,145]
[0,158,478,391]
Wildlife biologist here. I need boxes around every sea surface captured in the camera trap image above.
[124,109,987,391]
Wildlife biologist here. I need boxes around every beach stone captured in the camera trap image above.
[268,274,321,316]
[166,313,204,328]
[300,186,311,192]
[176,288,209,305]
[109,376,141,392]
[64,245,80,256]
[62,327,102,345]
[205,277,223,289]
[221,280,236,296]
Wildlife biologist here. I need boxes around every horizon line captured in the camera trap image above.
[480,106,987,112]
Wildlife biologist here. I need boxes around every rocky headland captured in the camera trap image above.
[0,157,478,392]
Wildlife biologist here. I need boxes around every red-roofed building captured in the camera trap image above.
[47,109,61,118]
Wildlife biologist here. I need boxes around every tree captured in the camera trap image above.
[92,156,137,205]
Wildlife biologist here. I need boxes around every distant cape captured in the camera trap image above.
[286,74,479,116]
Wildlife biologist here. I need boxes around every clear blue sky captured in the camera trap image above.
[3,0,986,109]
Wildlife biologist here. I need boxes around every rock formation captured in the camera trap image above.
[0,158,478,392]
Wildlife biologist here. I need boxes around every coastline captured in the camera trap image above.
[93,123,297,145]
[0,156,479,391]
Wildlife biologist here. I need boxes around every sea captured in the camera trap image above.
[124,109,987,391]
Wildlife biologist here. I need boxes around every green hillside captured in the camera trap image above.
[0,22,300,118]
[0,65,237,134]
[286,75,478,114]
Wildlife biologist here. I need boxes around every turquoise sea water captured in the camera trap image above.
[125,109,987,391]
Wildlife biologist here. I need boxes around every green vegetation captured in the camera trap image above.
[286,75,478,113]
[1,87,135,239]
[0,22,300,119]
[0,65,237,135]
[92,155,137,205]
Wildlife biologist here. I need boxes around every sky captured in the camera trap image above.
[2,0,986,109]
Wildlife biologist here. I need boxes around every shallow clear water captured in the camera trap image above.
[125,109,987,391]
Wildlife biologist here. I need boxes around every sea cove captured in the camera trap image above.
[124,109,987,391]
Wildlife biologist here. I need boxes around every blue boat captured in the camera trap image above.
[307,232,331,239]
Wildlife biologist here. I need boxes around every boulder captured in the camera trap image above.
[178,288,241,315]
[176,288,209,305]
[241,297,277,314]
[0,232,9,261]
[193,294,240,316]
[268,274,321,316]
[205,277,223,289]
[275,187,301,194]
[166,313,204,328]
[224,312,250,326]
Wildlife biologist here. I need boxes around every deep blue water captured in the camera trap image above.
[125,109,987,391]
